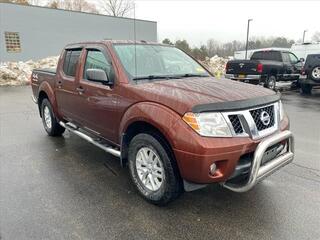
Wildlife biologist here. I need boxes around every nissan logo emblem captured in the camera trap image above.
[260,111,271,126]
[239,63,244,68]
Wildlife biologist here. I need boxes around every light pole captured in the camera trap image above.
[302,30,307,43]
[245,19,253,60]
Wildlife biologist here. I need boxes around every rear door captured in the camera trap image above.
[55,48,83,121]
[74,46,121,143]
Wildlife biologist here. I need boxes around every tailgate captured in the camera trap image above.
[226,60,259,75]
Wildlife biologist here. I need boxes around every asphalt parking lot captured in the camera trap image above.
[0,86,319,240]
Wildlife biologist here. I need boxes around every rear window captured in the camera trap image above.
[251,51,282,61]
[63,49,82,77]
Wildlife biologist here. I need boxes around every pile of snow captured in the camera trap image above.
[200,55,228,78]
[0,56,59,86]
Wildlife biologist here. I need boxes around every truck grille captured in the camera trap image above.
[228,115,244,134]
[250,105,275,131]
[223,103,279,139]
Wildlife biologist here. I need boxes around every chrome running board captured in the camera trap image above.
[59,121,121,158]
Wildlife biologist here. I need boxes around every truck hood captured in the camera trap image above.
[128,77,277,115]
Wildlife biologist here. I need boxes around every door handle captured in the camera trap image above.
[57,81,62,88]
[76,86,85,94]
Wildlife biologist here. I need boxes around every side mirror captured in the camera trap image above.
[299,58,305,63]
[86,69,110,84]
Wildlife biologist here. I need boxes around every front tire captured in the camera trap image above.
[41,99,65,136]
[128,133,182,205]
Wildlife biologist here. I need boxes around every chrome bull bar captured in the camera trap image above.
[222,130,294,192]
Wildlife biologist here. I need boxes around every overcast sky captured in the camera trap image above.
[130,0,320,46]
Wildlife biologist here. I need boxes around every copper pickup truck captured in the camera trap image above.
[31,40,294,205]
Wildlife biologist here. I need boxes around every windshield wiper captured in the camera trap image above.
[179,73,210,78]
[132,75,181,80]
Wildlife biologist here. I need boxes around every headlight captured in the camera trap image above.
[279,101,285,121]
[182,112,232,137]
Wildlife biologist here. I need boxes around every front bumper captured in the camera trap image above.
[222,130,294,192]
[173,112,292,190]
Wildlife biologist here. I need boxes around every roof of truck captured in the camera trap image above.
[65,40,170,49]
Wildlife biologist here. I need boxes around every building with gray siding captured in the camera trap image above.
[0,3,157,62]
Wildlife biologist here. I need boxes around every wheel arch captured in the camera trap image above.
[37,81,60,119]
[38,91,49,117]
[269,69,278,78]
[121,120,177,168]
[119,102,182,169]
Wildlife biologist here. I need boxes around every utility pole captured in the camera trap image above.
[302,30,307,43]
[245,19,253,60]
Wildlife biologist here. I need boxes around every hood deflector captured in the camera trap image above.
[192,93,281,113]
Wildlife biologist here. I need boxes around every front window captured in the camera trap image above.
[282,52,299,64]
[83,50,112,80]
[288,52,299,64]
[113,44,209,80]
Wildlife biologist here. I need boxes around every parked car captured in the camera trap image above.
[31,41,294,205]
[225,50,303,89]
[300,54,320,94]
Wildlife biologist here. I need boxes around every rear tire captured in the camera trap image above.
[128,133,182,205]
[264,75,277,90]
[300,84,312,95]
[41,99,65,136]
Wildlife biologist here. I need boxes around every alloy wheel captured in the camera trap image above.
[135,147,164,191]
[43,106,52,129]
[312,67,320,80]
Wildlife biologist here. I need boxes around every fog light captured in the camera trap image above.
[209,163,217,175]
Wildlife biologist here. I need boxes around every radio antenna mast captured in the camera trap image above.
[134,2,137,78]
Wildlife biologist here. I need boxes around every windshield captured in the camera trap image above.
[113,44,210,80]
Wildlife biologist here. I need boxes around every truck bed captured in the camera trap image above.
[33,68,57,75]
[31,68,57,102]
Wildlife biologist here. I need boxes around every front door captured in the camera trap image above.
[74,47,121,144]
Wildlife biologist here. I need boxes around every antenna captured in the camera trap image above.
[133,2,137,79]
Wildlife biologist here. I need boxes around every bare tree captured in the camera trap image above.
[99,0,134,17]
[47,0,99,14]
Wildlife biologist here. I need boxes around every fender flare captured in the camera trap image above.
[119,102,182,145]
[118,102,182,163]
[38,82,61,119]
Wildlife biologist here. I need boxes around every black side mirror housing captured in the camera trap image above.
[86,69,111,85]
